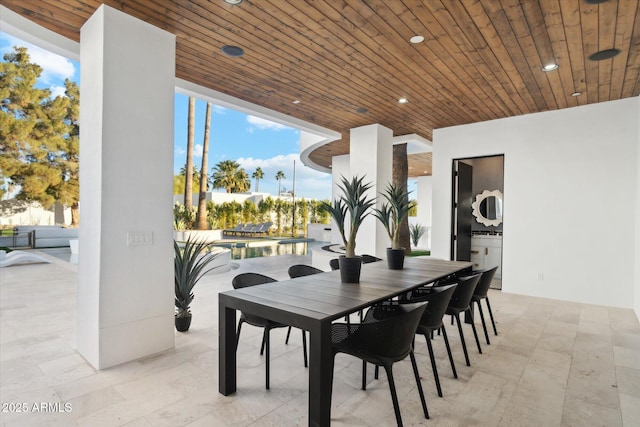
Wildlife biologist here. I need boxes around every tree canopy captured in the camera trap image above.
[0,46,80,224]
[211,160,250,193]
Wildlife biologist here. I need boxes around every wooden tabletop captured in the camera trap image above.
[219,257,473,327]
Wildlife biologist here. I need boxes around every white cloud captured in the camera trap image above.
[236,153,332,199]
[212,105,226,114]
[1,33,76,88]
[174,147,186,156]
[50,85,67,99]
[246,115,291,131]
[194,144,203,157]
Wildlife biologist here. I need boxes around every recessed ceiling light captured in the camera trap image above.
[398,97,409,104]
[355,107,368,114]
[589,48,621,61]
[571,91,582,97]
[410,35,424,44]
[221,45,244,57]
[541,63,559,72]
[584,0,609,4]
[292,99,301,104]
[223,0,243,4]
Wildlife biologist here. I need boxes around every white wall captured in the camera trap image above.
[77,6,176,369]
[413,176,432,249]
[432,97,639,310]
[350,124,393,258]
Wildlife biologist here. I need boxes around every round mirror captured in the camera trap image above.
[471,190,503,227]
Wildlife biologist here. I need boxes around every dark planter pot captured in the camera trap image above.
[175,315,192,332]
[386,248,405,270]
[338,255,363,283]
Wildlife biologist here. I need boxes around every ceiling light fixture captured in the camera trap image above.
[398,97,409,104]
[589,48,621,61]
[292,99,301,104]
[541,63,559,72]
[223,0,243,5]
[355,107,368,114]
[410,35,424,44]
[584,0,609,4]
[571,92,582,97]
[221,45,244,57]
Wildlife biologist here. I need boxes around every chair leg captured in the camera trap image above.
[265,327,271,390]
[285,326,292,344]
[476,300,490,345]
[383,364,404,427]
[362,360,367,390]
[235,320,244,351]
[441,325,457,378]
[486,298,498,336]
[410,350,430,419]
[469,312,483,354]
[425,334,442,397]
[260,329,267,355]
[375,365,379,379]
[302,330,308,368]
[454,314,471,366]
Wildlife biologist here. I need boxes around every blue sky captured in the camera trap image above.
[1,31,333,200]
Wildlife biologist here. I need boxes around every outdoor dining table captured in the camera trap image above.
[218,257,473,426]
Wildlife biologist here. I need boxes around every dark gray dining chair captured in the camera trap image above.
[232,272,307,389]
[406,284,458,397]
[331,302,430,426]
[472,266,499,344]
[437,273,482,366]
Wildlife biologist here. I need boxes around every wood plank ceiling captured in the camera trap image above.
[3,0,639,177]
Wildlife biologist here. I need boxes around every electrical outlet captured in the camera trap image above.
[127,231,153,246]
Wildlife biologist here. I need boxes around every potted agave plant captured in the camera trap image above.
[373,183,416,269]
[174,236,223,331]
[323,175,375,283]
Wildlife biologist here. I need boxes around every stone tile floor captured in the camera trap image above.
[1,250,639,426]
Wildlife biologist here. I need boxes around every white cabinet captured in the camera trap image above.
[470,235,502,279]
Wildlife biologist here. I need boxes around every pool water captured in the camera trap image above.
[223,241,317,260]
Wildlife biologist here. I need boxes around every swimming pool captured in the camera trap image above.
[214,240,323,260]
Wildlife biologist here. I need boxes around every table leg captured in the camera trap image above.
[308,321,333,427]
[219,297,237,395]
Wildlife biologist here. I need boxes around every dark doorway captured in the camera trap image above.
[451,160,473,261]
[451,155,505,289]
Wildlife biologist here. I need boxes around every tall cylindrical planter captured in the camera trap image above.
[339,255,363,283]
[386,248,405,270]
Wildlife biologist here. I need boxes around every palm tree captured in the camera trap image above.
[212,160,251,193]
[252,167,264,192]
[275,170,285,196]
[393,143,411,254]
[184,97,196,208]
[195,102,212,230]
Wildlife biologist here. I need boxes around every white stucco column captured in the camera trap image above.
[349,124,393,258]
[77,5,176,369]
[415,176,433,249]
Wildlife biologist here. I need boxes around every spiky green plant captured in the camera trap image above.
[410,223,427,247]
[174,236,223,318]
[323,175,375,258]
[373,183,416,250]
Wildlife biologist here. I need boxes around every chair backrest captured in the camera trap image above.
[362,254,382,264]
[354,302,427,359]
[329,258,340,271]
[232,272,277,289]
[288,264,323,278]
[473,266,498,298]
[447,274,481,311]
[409,284,457,330]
